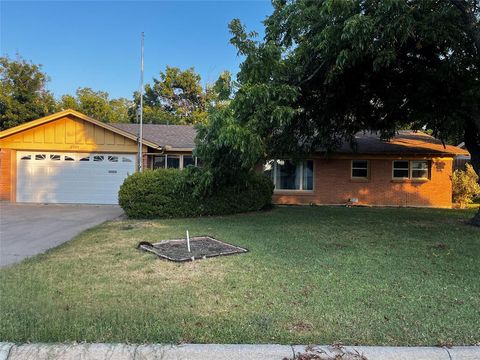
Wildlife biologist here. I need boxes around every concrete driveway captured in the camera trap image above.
[0,203,124,268]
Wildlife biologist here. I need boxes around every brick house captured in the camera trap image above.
[0,109,467,207]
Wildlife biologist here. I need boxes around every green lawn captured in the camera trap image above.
[1,206,479,346]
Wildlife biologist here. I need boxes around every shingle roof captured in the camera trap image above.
[335,130,467,156]
[111,123,197,150]
[111,124,466,156]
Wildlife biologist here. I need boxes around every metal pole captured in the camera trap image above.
[138,32,144,172]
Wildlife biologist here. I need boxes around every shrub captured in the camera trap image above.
[118,168,274,218]
[452,164,480,208]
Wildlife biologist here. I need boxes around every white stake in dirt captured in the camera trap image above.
[186,230,191,252]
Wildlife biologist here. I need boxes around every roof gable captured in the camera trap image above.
[0,109,159,149]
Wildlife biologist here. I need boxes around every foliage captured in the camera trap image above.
[211,70,234,103]
[452,164,480,208]
[193,106,265,194]
[229,0,480,224]
[130,67,233,125]
[58,87,131,123]
[228,0,480,164]
[0,56,56,130]
[118,168,273,218]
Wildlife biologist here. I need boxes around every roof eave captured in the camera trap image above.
[325,151,462,157]
[163,145,194,152]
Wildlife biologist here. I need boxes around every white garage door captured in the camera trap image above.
[17,152,136,204]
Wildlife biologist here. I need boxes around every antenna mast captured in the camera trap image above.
[137,32,144,172]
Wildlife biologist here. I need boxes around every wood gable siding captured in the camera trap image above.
[0,115,139,153]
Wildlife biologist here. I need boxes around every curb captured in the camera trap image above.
[0,342,479,360]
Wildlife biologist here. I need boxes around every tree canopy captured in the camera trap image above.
[0,56,56,130]
[230,0,479,152]
[227,0,480,222]
[131,67,233,125]
[58,87,131,123]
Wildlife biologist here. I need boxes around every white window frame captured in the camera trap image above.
[351,160,369,179]
[392,160,430,180]
[410,160,429,180]
[266,159,314,192]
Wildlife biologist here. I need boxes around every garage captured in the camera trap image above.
[0,110,162,205]
[16,152,135,204]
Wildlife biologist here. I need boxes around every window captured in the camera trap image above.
[153,155,165,169]
[411,160,429,179]
[351,160,369,179]
[35,154,46,160]
[79,156,90,162]
[166,155,180,169]
[393,160,409,179]
[93,155,104,162]
[183,155,195,168]
[264,159,314,191]
[108,156,119,162]
[393,160,430,180]
[50,154,61,161]
[20,155,31,160]
[153,154,195,169]
[64,156,75,161]
[303,160,314,190]
[122,157,132,163]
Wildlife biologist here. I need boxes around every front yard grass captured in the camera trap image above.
[1,206,479,345]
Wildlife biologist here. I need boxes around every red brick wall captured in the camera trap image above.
[142,154,150,170]
[273,157,453,208]
[0,149,14,202]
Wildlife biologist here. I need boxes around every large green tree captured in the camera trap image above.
[131,67,233,125]
[58,87,131,123]
[228,0,480,224]
[0,56,56,130]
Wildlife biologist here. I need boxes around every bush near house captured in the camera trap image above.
[452,164,480,208]
[118,168,273,218]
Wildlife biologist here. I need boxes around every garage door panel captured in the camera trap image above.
[17,152,135,204]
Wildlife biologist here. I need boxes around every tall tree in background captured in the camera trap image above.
[211,70,234,103]
[131,67,233,125]
[58,87,131,123]
[0,56,56,130]
[229,0,480,224]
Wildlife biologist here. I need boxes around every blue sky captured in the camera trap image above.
[1,1,272,99]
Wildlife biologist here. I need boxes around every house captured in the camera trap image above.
[0,110,188,204]
[0,109,467,208]
[453,142,471,171]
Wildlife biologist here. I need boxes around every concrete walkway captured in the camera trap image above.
[0,203,123,267]
[0,343,478,360]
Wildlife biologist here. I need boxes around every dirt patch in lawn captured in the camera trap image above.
[138,236,248,262]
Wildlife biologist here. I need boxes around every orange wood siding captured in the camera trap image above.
[0,115,139,153]
[273,157,453,208]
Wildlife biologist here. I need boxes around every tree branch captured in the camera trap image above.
[450,0,480,52]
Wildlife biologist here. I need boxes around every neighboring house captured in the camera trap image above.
[0,109,467,208]
[454,142,471,171]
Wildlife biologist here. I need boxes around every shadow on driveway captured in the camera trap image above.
[0,203,123,268]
